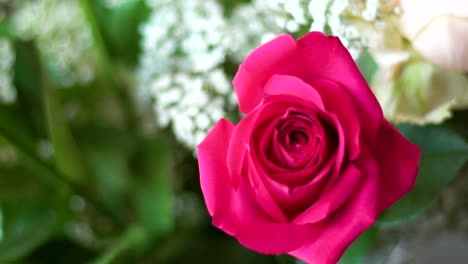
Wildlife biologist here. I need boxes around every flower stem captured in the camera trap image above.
[78,0,139,132]
[88,224,147,264]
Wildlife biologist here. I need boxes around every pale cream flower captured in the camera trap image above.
[387,62,468,124]
[399,0,468,72]
[362,15,468,124]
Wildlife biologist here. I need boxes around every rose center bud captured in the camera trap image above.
[287,129,309,147]
[269,112,323,170]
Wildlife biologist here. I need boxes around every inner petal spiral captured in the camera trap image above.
[288,129,309,147]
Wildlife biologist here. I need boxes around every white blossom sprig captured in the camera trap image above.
[12,0,98,87]
[137,0,235,150]
[229,0,400,59]
[0,38,16,104]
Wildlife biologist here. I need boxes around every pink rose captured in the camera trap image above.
[197,32,421,264]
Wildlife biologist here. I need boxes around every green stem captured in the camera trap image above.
[0,111,71,195]
[88,224,147,264]
[78,0,115,80]
[6,41,126,226]
[78,0,139,131]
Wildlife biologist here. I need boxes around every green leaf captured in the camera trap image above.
[0,201,59,262]
[13,40,48,139]
[107,0,151,66]
[0,106,70,193]
[356,50,378,83]
[81,137,131,219]
[85,0,150,67]
[88,224,146,264]
[378,124,468,226]
[338,227,377,264]
[276,255,297,264]
[152,232,275,264]
[446,109,468,142]
[0,19,13,38]
[219,0,251,15]
[0,207,3,241]
[38,44,88,184]
[132,137,174,238]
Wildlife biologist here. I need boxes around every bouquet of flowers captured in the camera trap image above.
[0,0,467,263]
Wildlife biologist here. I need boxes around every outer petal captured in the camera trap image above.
[264,74,325,110]
[197,119,236,233]
[233,34,297,113]
[373,120,421,211]
[227,107,262,189]
[290,147,380,264]
[295,32,383,143]
[245,150,288,222]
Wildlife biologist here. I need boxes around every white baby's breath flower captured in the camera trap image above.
[12,0,97,87]
[0,137,17,166]
[230,0,399,59]
[137,0,234,151]
[229,0,307,62]
[0,38,16,104]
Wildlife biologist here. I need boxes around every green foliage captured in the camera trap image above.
[0,164,64,262]
[356,50,378,83]
[447,109,468,141]
[89,0,151,67]
[40,47,89,184]
[0,201,60,262]
[338,227,377,264]
[132,137,174,238]
[378,124,468,226]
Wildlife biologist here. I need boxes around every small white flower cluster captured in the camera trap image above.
[228,0,290,61]
[12,0,97,87]
[0,39,16,104]
[230,0,400,59]
[138,0,234,150]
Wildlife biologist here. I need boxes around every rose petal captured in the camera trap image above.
[373,120,421,211]
[292,165,363,224]
[264,74,325,109]
[198,118,236,234]
[290,148,380,264]
[320,113,347,191]
[312,79,362,159]
[234,96,319,184]
[233,35,297,113]
[227,104,264,189]
[259,154,336,218]
[253,119,322,187]
[295,32,383,143]
[198,119,323,253]
[227,176,324,254]
[245,151,288,222]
